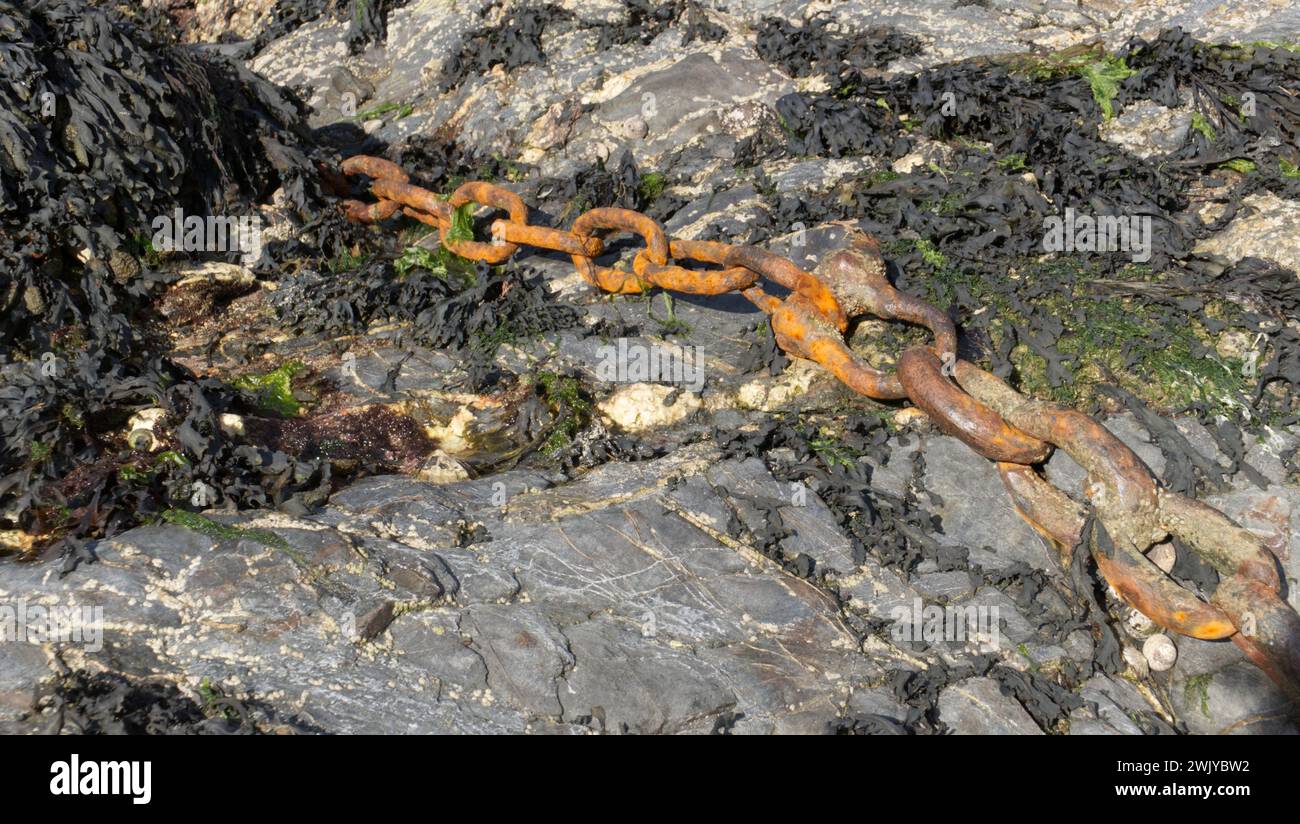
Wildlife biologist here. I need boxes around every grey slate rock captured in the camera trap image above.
[938,676,1045,735]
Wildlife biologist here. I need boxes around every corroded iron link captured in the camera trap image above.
[996,462,1238,640]
[342,198,403,224]
[340,155,409,183]
[813,234,955,357]
[369,178,452,226]
[568,207,667,293]
[443,182,529,262]
[900,349,1051,464]
[1216,579,1300,702]
[999,461,1300,701]
[970,365,1300,697]
[659,238,761,294]
[725,245,848,331]
[634,253,759,295]
[336,155,1300,700]
[493,220,604,258]
[955,362,1163,545]
[762,291,910,400]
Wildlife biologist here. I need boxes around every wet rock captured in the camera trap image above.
[1168,635,1298,734]
[375,1,500,102]
[249,18,358,125]
[330,344,461,403]
[0,446,893,733]
[921,434,1057,572]
[1103,0,1300,46]
[1068,674,1157,735]
[913,571,976,601]
[205,0,278,42]
[520,99,586,162]
[963,588,1039,649]
[841,558,920,620]
[766,156,877,194]
[560,614,733,733]
[730,360,827,412]
[845,685,910,729]
[937,676,1044,735]
[665,182,771,241]
[597,382,702,432]
[1099,99,1193,158]
[463,604,574,717]
[892,138,960,174]
[416,450,471,484]
[783,1,1026,67]
[0,644,53,731]
[707,457,858,577]
[1147,542,1176,574]
[1195,192,1300,275]
[590,50,795,163]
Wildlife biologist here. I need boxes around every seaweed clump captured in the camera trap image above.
[741,27,1300,427]
[0,0,332,558]
[270,258,584,389]
[31,668,319,734]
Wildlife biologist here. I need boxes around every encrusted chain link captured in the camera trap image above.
[338,155,1300,702]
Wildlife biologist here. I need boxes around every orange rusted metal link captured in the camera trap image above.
[369,178,453,225]
[1159,491,1300,699]
[1158,491,1281,589]
[754,292,909,400]
[442,181,529,262]
[999,460,1300,700]
[633,252,759,294]
[335,154,1300,699]
[340,155,410,183]
[654,238,760,294]
[341,198,403,224]
[668,238,734,265]
[567,207,668,293]
[900,348,1051,464]
[1215,578,1300,703]
[494,220,603,258]
[954,361,1185,639]
[1091,544,1238,642]
[725,245,848,332]
[814,233,956,358]
[740,285,783,314]
[996,462,1086,563]
[975,366,1300,696]
[996,463,1237,640]
[954,361,1163,551]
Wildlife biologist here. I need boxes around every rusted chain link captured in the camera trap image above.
[337,156,1300,702]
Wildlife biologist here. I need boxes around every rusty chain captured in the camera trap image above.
[337,155,1300,702]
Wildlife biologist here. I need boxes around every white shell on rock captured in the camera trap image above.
[1143,634,1178,672]
[1125,607,1156,636]
[126,407,166,451]
[1122,645,1150,679]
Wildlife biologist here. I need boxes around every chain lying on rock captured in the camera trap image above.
[336,155,1300,702]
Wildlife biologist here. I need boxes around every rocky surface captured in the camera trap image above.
[4,407,1297,734]
[2,444,889,734]
[237,0,1300,280]
[1195,191,1300,274]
